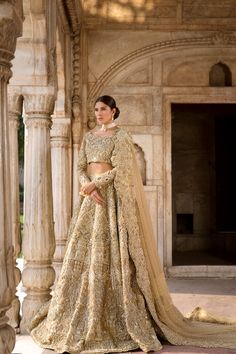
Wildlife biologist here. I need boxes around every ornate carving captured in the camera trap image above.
[0,65,12,81]
[72,35,80,98]
[63,0,81,33]
[8,93,23,117]
[24,94,55,117]
[0,1,23,81]
[72,34,83,142]
[0,18,17,57]
[152,6,176,18]
[25,118,52,129]
[88,33,236,127]
[211,31,236,45]
[51,122,70,148]
[72,98,83,143]
[51,122,70,139]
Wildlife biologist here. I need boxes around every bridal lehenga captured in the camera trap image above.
[30,127,236,354]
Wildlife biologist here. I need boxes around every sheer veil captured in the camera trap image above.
[113,129,236,349]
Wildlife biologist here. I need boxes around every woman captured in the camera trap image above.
[30,95,236,354]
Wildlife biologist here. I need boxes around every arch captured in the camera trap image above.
[209,62,232,87]
[87,32,236,127]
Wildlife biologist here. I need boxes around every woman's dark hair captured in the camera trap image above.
[95,95,120,119]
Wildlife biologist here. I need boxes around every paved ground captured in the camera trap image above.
[13,277,236,354]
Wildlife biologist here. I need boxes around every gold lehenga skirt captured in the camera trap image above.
[30,181,163,354]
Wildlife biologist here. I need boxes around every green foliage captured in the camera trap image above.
[18,115,24,164]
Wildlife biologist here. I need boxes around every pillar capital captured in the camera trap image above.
[24,93,55,118]
[0,65,12,81]
[8,93,22,116]
[25,118,52,129]
[51,121,70,138]
[8,93,22,130]
[51,120,70,148]
[0,2,23,81]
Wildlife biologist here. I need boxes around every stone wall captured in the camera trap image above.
[80,1,236,271]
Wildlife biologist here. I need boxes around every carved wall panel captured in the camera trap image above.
[183,1,236,19]
[111,58,152,86]
[163,51,236,87]
[114,94,153,126]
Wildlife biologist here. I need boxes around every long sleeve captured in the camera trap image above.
[93,129,134,189]
[93,168,117,188]
[77,136,90,186]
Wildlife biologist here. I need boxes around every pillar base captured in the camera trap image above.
[20,294,51,334]
[0,323,15,354]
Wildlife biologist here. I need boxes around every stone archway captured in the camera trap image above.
[86,32,236,275]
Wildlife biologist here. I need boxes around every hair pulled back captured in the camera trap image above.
[95,95,120,119]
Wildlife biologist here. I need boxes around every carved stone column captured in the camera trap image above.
[6,93,22,330]
[0,2,23,353]
[51,120,71,280]
[20,93,56,333]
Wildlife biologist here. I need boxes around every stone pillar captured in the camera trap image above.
[20,93,56,333]
[6,93,22,330]
[51,120,71,280]
[0,2,23,353]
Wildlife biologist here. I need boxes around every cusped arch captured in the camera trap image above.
[209,62,232,87]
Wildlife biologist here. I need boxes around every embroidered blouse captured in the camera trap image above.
[77,129,123,189]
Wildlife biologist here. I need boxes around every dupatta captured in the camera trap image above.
[112,128,236,349]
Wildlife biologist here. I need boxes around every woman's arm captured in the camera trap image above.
[93,168,117,188]
[77,136,91,186]
[92,129,133,189]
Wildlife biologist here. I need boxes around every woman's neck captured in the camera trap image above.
[100,120,117,131]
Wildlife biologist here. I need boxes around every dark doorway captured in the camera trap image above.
[215,116,236,231]
[172,104,236,265]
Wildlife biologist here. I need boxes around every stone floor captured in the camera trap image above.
[12,277,236,354]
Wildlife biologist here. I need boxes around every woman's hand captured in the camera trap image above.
[80,181,96,195]
[80,182,106,206]
[90,190,106,206]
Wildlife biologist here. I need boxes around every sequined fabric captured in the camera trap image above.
[30,127,236,354]
[30,128,162,354]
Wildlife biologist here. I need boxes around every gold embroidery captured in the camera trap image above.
[30,127,236,354]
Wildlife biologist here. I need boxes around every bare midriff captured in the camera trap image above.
[87,162,113,176]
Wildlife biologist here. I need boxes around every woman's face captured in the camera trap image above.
[95,101,115,125]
